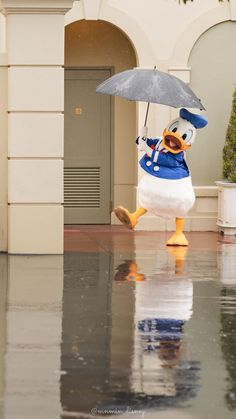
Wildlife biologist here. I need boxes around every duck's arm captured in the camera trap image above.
[136,136,162,157]
[138,138,153,157]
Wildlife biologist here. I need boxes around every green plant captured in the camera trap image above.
[223,87,236,183]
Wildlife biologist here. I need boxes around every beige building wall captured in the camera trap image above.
[0,55,8,252]
[0,0,74,254]
[188,21,236,186]
[1,0,236,252]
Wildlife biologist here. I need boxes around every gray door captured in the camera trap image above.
[64,68,112,224]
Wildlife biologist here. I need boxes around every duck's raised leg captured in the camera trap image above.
[166,217,189,246]
[114,206,147,230]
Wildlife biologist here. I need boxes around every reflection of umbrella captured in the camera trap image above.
[96,67,205,125]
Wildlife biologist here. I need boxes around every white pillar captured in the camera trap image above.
[0,0,74,254]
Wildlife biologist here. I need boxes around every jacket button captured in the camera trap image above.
[146,161,152,167]
[153,165,160,171]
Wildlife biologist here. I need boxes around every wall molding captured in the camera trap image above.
[82,0,102,20]
[168,67,191,84]
[0,0,74,15]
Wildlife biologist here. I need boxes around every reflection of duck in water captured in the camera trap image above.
[115,246,188,283]
[129,249,200,397]
[115,108,208,246]
[114,260,146,282]
[138,318,184,369]
[133,284,196,397]
[167,245,188,275]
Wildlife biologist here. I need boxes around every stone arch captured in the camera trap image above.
[65,0,156,67]
[170,6,230,67]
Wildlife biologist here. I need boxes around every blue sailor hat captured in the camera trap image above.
[180,108,208,129]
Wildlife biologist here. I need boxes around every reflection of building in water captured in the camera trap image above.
[220,286,236,411]
[219,244,236,411]
[5,255,63,419]
[0,255,7,419]
[218,244,236,286]
[61,250,200,416]
[61,253,113,414]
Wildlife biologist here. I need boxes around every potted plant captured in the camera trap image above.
[216,87,236,235]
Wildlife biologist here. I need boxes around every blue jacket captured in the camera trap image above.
[138,137,190,180]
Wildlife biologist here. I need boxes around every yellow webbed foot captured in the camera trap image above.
[166,232,189,247]
[114,206,137,230]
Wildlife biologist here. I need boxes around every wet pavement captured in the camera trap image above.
[1,227,236,419]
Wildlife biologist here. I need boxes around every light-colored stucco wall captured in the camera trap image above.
[0,0,74,254]
[0,55,8,252]
[188,20,236,186]
[1,0,236,252]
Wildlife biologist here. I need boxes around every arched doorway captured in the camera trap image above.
[64,20,137,224]
[187,21,236,186]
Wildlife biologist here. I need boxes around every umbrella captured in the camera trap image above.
[96,67,205,125]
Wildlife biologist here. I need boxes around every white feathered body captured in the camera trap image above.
[138,173,195,219]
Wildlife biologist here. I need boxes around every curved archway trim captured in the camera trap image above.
[170,6,231,68]
[65,0,157,67]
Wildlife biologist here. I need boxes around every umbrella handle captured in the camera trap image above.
[143,66,156,127]
[144,102,150,127]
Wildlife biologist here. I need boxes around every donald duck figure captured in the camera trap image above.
[114,108,208,246]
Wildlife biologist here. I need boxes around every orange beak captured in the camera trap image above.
[162,129,191,154]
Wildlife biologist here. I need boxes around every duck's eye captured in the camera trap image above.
[168,121,179,132]
[182,130,193,143]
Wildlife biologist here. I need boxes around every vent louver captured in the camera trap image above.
[64,167,100,208]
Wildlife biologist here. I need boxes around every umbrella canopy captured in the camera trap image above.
[96,68,205,110]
